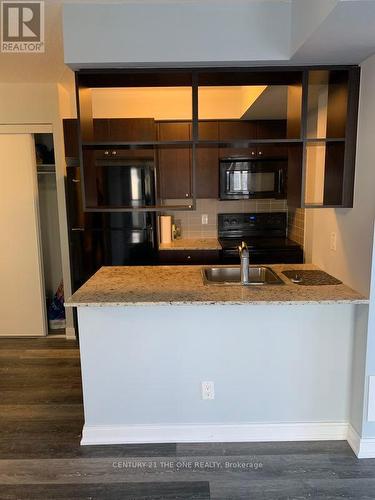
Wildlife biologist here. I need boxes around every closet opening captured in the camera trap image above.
[35,133,65,335]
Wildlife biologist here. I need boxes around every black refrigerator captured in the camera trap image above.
[66,160,157,292]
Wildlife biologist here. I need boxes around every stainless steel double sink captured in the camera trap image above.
[201,266,284,286]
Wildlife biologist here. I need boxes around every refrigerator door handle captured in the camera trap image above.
[146,225,154,246]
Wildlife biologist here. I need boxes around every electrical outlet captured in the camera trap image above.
[201,381,215,400]
[330,232,337,251]
[201,214,208,225]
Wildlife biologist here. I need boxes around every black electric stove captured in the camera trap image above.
[218,212,303,264]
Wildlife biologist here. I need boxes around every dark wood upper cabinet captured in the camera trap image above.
[157,122,192,200]
[157,122,190,142]
[94,118,156,159]
[196,121,219,198]
[110,118,156,142]
[218,119,288,160]
[93,118,156,142]
[218,120,257,141]
[218,120,257,159]
[256,120,286,140]
[198,121,219,141]
[256,120,288,159]
[93,119,109,141]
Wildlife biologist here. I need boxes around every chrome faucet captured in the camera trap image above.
[238,241,249,285]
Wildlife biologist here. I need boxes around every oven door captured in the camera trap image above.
[220,159,286,200]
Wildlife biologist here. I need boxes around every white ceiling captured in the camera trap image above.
[1,0,375,83]
[291,1,375,64]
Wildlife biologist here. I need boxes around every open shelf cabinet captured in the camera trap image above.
[73,66,360,211]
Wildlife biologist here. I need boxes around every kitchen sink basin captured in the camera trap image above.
[201,266,284,286]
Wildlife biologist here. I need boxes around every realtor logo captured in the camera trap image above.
[1,1,44,52]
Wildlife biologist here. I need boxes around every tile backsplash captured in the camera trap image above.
[288,208,305,246]
[162,199,288,239]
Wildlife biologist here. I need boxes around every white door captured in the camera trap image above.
[0,134,47,336]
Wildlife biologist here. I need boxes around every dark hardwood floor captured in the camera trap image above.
[1,337,375,499]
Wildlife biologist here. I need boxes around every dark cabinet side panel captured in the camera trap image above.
[63,119,79,158]
[287,144,303,208]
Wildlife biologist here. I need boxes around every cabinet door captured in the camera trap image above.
[256,120,288,159]
[94,119,156,159]
[93,119,110,141]
[108,118,156,142]
[63,119,79,158]
[256,120,287,140]
[196,121,219,198]
[218,120,257,159]
[219,120,257,140]
[157,122,192,199]
[255,144,287,159]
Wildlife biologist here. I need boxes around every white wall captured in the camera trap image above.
[63,2,291,67]
[362,224,375,439]
[303,54,375,450]
[0,84,75,337]
[305,53,375,297]
[79,304,356,435]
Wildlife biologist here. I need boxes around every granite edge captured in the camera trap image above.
[66,298,369,307]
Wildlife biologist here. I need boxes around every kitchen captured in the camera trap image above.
[64,65,371,455]
[2,1,375,497]
[65,68,347,284]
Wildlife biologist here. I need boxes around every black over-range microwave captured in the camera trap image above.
[219,158,287,200]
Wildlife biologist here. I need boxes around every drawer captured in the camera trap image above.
[158,250,221,265]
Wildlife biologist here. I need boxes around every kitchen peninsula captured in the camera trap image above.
[66,265,368,447]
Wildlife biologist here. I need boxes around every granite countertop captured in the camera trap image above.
[66,264,368,307]
[158,238,221,251]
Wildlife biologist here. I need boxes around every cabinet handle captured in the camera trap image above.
[258,151,263,156]
[185,193,189,197]
[187,255,191,259]
[251,151,255,156]
[72,227,85,232]
[104,150,109,155]
[112,150,117,155]
[71,179,80,183]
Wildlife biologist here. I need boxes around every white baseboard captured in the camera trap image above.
[65,326,76,340]
[347,424,375,458]
[81,421,349,446]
